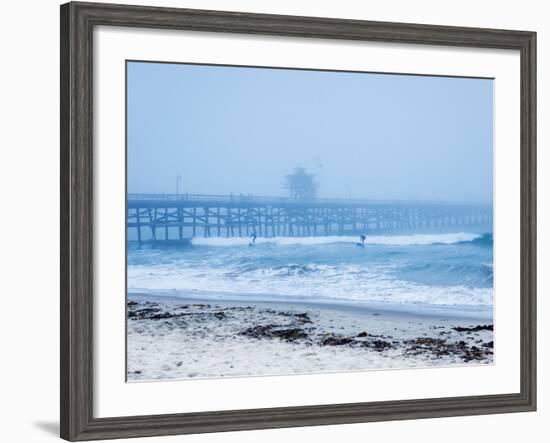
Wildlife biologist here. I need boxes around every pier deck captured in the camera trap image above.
[127,193,493,242]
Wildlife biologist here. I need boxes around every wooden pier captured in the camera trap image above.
[127,193,493,242]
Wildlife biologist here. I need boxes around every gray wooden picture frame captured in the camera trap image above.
[60,2,537,441]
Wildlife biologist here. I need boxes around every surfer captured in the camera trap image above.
[249,232,257,247]
[356,234,366,247]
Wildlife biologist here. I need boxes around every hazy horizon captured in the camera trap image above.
[127,61,493,203]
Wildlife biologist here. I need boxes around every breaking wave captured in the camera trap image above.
[191,232,483,247]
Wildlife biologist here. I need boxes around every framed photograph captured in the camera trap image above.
[60,1,536,440]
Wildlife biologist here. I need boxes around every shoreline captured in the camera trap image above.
[127,292,494,381]
[128,290,493,321]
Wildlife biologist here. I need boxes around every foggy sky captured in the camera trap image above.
[127,61,493,202]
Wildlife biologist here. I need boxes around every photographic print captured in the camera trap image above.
[126,61,494,381]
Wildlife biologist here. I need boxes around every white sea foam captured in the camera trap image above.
[190,232,481,247]
[127,261,493,307]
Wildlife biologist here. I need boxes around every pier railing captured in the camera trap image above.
[128,193,488,207]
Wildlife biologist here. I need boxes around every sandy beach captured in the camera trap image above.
[127,292,493,381]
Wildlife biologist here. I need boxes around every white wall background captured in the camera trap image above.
[0,1,546,442]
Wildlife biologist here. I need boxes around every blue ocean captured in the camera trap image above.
[127,230,493,313]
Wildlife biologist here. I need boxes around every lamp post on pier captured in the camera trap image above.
[176,174,182,196]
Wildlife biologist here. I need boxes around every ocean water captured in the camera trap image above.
[127,231,493,312]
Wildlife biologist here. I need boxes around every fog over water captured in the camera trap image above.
[127,61,493,203]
